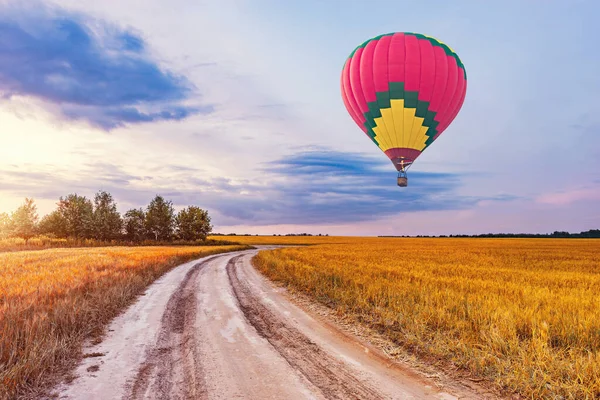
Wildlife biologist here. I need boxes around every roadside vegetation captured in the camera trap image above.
[0,236,239,253]
[0,245,249,400]
[254,238,600,399]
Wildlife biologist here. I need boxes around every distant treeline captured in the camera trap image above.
[213,233,330,237]
[0,192,213,244]
[379,230,600,238]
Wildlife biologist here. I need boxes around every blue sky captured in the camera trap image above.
[0,0,598,235]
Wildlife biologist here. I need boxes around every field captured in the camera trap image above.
[253,238,600,399]
[0,236,120,253]
[0,245,248,400]
[0,236,241,253]
[209,235,357,245]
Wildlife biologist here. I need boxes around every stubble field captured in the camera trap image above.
[252,238,600,399]
[2,236,598,399]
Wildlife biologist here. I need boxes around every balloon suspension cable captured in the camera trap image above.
[399,159,412,172]
[397,159,409,187]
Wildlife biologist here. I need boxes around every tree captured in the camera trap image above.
[92,191,122,241]
[176,206,212,241]
[11,198,38,243]
[0,212,12,239]
[124,208,146,242]
[57,194,94,239]
[38,210,68,238]
[0,212,11,238]
[145,195,175,241]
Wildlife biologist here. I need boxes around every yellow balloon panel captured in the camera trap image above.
[371,99,429,152]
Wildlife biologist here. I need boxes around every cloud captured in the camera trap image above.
[250,150,479,224]
[0,149,514,227]
[536,186,600,206]
[0,162,139,200]
[0,2,209,129]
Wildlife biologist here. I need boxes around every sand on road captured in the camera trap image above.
[52,247,484,400]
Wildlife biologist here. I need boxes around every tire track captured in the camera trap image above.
[226,255,384,400]
[126,256,219,400]
[57,249,477,400]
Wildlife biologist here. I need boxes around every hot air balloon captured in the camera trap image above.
[340,32,467,187]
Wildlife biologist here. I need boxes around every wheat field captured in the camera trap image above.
[0,245,248,400]
[254,238,600,399]
[209,235,360,245]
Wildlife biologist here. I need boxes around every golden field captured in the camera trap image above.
[254,238,600,399]
[0,245,248,400]
[209,235,357,245]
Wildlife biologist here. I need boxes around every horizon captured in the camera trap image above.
[3,193,599,237]
[1,0,599,236]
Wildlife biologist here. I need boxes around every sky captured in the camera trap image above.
[0,0,599,236]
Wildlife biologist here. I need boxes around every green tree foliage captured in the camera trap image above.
[176,206,213,241]
[57,194,94,239]
[145,195,175,241]
[578,229,600,238]
[1,190,219,244]
[92,191,123,241]
[124,208,146,242]
[38,210,68,238]
[11,198,38,243]
[0,212,11,238]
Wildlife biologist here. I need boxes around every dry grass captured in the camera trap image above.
[0,236,106,253]
[0,245,248,400]
[0,236,241,253]
[254,238,600,399]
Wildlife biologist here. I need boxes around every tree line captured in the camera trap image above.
[379,230,600,238]
[0,192,213,243]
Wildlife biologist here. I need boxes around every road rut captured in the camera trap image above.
[54,247,477,400]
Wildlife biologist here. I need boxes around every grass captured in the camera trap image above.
[0,245,249,400]
[253,238,600,399]
[0,236,241,253]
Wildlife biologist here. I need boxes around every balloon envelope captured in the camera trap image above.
[341,32,467,171]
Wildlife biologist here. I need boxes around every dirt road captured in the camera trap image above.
[54,248,479,399]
